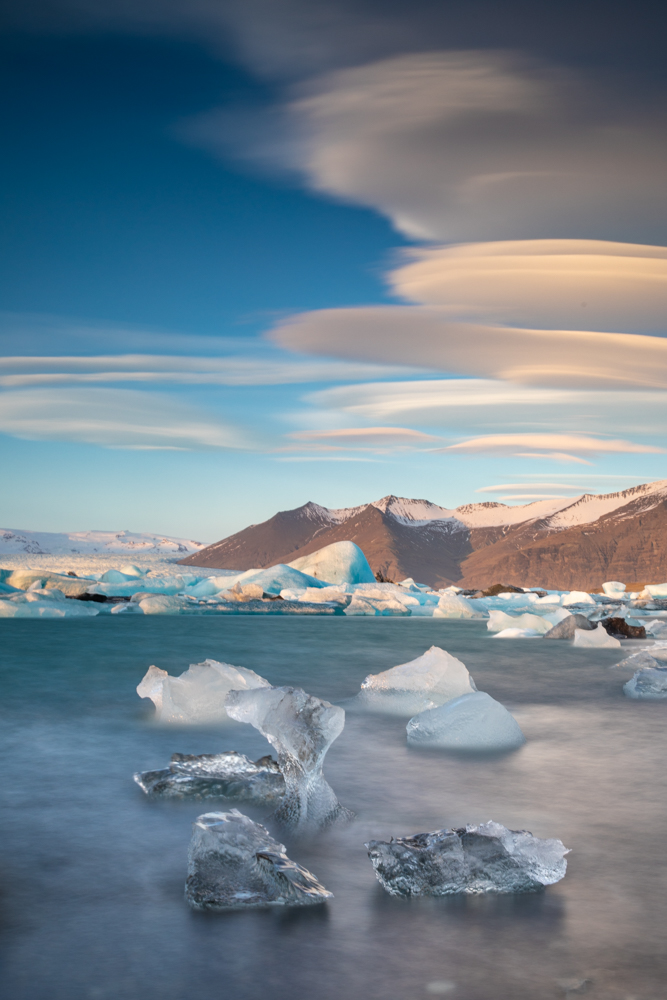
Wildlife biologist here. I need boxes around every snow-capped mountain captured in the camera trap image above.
[181,480,667,590]
[0,528,206,556]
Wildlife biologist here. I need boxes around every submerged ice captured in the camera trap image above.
[226,686,353,832]
[365,821,569,896]
[624,667,667,700]
[134,751,285,803]
[406,691,526,752]
[137,659,270,724]
[356,646,476,716]
[185,809,333,911]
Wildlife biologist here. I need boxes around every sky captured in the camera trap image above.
[1,0,666,542]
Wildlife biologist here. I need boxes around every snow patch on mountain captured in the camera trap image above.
[0,528,207,556]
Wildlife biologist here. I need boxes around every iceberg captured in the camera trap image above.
[288,540,375,585]
[406,692,526,752]
[562,591,597,606]
[209,565,328,597]
[645,583,667,599]
[365,820,569,896]
[602,581,626,596]
[543,613,594,639]
[572,623,621,648]
[0,589,99,617]
[226,686,353,832]
[614,650,661,671]
[137,659,271,724]
[433,592,484,619]
[185,810,333,911]
[356,646,477,716]
[344,597,380,616]
[487,611,554,634]
[492,627,542,638]
[623,667,667,699]
[134,750,285,803]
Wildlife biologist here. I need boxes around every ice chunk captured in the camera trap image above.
[344,597,380,616]
[134,751,285,803]
[645,583,667,598]
[185,809,333,911]
[226,686,353,831]
[562,591,596,606]
[572,623,621,648]
[138,594,190,614]
[356,646,477,716]
[487,611,553,634]
[614,650,660,671]
[602,581,626,596]
[492,627,542,638]
[288,540,375,585]
[433,593,484,619]
[624,667,667,699]
[365,820,568,896]
[0,590,99,617]
[137,659,270,724]
[406,692,526,752]
[212,565,328,597]
[543,613,594,639]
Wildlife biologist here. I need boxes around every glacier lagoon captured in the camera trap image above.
[2,615,667,1000]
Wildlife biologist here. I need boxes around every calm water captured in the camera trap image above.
[1,617,666,1000]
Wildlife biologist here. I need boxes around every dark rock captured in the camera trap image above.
[599,617,646,639]
[73,593,108,603]
[375,569,394,583]
[479,583,525,597]
[67,571,78,577]
[543,614,595,639]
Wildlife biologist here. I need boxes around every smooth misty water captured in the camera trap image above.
[1,617,666,1000]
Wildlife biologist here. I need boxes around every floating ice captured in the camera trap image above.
[614,650,661,671]
[562,591,597,606]
[344,597,380,616]
[543,613,594,639]
[624,667,667,699]
[134,751,285,803]
[365,820,568,896]
[0,588,99,617]
[226,686,353,831]
[356,646,477,716]
[433,592,484,619]
[185,810,333,911]
[406,692,526,752]
[487,611,554,634]
[288,540,375,585]
[645,583,667,598]
[572,623,621,648]
[210,565,328,597]
[602,581,626,596]
[492,627,542,638]
[137,659,271,724]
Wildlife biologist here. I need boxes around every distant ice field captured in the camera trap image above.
[1,616,667,1000]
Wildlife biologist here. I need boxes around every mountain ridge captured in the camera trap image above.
[180,479,667,589]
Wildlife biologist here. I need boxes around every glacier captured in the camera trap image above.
[355,646,477,716]
[365,821,568,896]
[185,810,333,911]
[134,750,285,803]
[406,692,526,752]
[136,659,271,724]
[226,686,353,832]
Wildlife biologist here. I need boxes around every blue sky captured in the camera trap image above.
[1,3,666,542]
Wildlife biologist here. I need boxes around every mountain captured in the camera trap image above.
[0,528,206,557]
[180,481,667,590]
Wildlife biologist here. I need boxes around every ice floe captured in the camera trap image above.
[365,820,568,896]
[226,686,353,832]
[134,751,285,803]
[137,659,270,724]
[185,810,333,911]
[433,592,484,619]
[624,667,667,699]
[406,692,526,752]
[355,646,476,716]
[572,623,621,648]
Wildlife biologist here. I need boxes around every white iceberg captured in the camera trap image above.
[492,627,542,638]
[356,646,477,716]
[0,589,99,617]
[185,810,333,911]
[406,691,526,752]
[136,659,270,724]
[487,611,554,634]
[572,623,621,648]
[288,540,375,585]
[344,597,380,616]
[623,667,667,699]
[562,591,597,606]
[226,686,353,832]
[602,581,626,596]
[134,750,285,803]
[365,820,568,896]
[433,592,484,619]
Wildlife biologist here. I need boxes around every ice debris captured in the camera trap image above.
[356,646,476,716]
[406,692,526,752]
[623,667,667,699]
[185,809,333,911]
[487,610,566,634]
[0,588,99,617]
[433,592,484,619]
[288,540,375,585]
[226,686,353,832]
[365,820,569,896]
[134,751,285,803]
[602,581,626,596]
[492,627,542,638]
[137,659,270,724]
[572,623,621,648]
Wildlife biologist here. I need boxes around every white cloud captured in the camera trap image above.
[475,482,595,493]
[441,433,664,459]
[0,388,250,450]
[288,426,438,449]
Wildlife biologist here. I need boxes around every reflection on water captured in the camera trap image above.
[1,616,666,999]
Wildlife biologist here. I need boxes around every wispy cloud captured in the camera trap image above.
[288,426,439,449]
[0,388,251,450]
[441,433,665,462]
[475,482,593,493]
